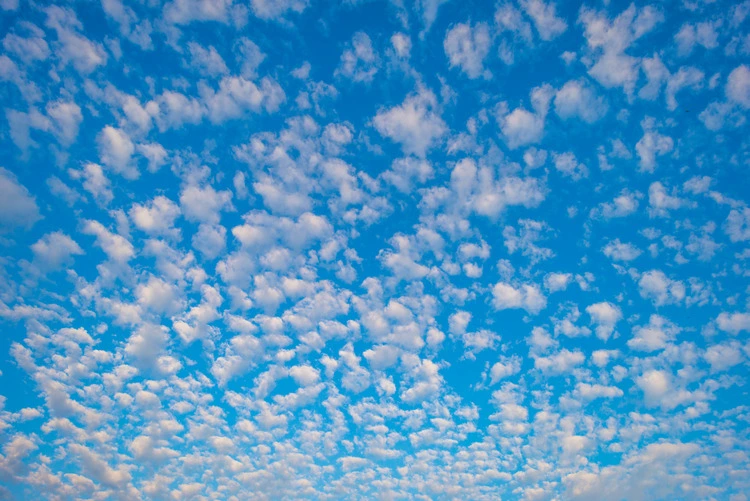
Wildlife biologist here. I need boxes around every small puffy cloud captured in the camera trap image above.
[81,220,134,263]
[636,129,673,172]
[716,312,750,334]
[492,282,547,314]
[498,85,553,149]
[489,356,521,385]
[554,79,608,122]
[520,0,567,40]
[575,382,623,401]
[586,302,622,341]
[163,0,234,24]
[45,6,107,74]
[289,365,320,386]
[76,163,114,206]
[704,342,744,372]
[443,22,492,79]
[136,276,183,315]
[603,239,642,262]
[638,270,685,306]
[97,126,137,179]
[417,0,451,33]
[648,182,685,217]
[534,349,585,375]
[336,31,380,83]
[373,87,446,157]
[628,314,679,351]
[724,208,750,242]
[187,42,228,77]
[381,157,434,193]
[552,151,588,180]
[636,369,671,406]
[46,101,83,147]
[203,76,286,123]
[363,344,401,370]
[595,189,640,219]
[726,64,750,108]
[579,4,662,96]
[544,272,572,292]
[390,32,411,58]
[30,232,83,272]
[336,32,379,83]
[180,184,233,224]
[129,196,181,237]
[250,0,308,20]
[192,223,226,259]
[0,167,40,232]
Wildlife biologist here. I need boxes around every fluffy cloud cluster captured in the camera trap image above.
[0,1,748,500]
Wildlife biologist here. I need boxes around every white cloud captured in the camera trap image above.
[636,369,671,406]
[552,151,588,180]
[130,196,181,237]
[81,220,134,263]
[628,314,679,351]
[648,182,685,217]
[180,184,233,224]
[704,342,743,372]
[726,65,750,108]
[603,239,642,262]
[30,232,83,272]
[0,167,40,232]
[373,87,446,157]
[489,356,521,384]
[97,126,137,179]
[336,32,379,83]
[636,130,673,172]
[498,85,553,149]
[716,312,750,334]
[595,189,640,219]
[289,365,320,386]
[534,349,585,375]
[443,22,491,79]
[250,0,307,20]
[554,79,608,123]
[638,270,685,306]
[492,282,547,314]
[586,302,622,341]
[187,42,229,77]
[724,208,750,242]
[520,0,567,41]
[544,272,572,292]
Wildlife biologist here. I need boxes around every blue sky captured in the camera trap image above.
[1,0,750,499]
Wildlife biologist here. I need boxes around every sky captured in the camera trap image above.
[0,0,749,499]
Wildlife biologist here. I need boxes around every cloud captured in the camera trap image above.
[0,167,40,232]
[726,64,750,108]
[443,22,492,79]
[492,282,547,314]
[602,239,642,261]
[628,314,679,351]
[638,270,685,306]
[336,32,379,83]
[97,126,137,179]
[498,85,553,149]
[520,0,567,41]
[586,302,622,341]
[724,208,750,242]
[373,87,446,157]
[554,79,608,123]
[29,232,83,272]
